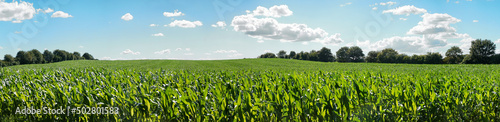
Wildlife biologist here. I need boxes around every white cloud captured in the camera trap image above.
[473,20,478,23]
[407,13,461,35]
[175,48,182,51]
[0,46,3,49]
[232,5,343,45]
[257,39,264,43]
[14,31,22,34]
[264,50,272,53]
[0,0,36,23]
[154,49,171,55]
[379,2,397,6]
[204,53,212,55]
[214,50,238,53]
[51,11,73,18]
[496,39,500,43]
[252,5,293,18]
[313,33,344,45]
[121,49,140,55]
[150,24,158,27]
[340,2,352,7]
[37,8,53,13]
[79,46,84,48]
[152,33,164,37]
[185,48,191,51]
[400,18,407,21]
[383,5,427,16]
[168,20,202,28]
[184,53,194,56]
[211,21,227,28]
[121,13,133,21]
[163,10,184,17]
[372,7,378,10]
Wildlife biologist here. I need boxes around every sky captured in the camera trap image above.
[1,0,499,60]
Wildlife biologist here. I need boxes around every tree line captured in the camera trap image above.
[1,49,96,67]
[258,39,500,64]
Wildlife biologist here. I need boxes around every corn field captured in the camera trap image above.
[1,62,500,121]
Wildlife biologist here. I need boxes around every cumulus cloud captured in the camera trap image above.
[383,5,427,16]
[407,13,461,35]
[152,33,164,37]
[0,0,36,23]
[231,8,342,45]
[175,48,182,51]
[154,49,171,55]
[51,11,73,18]
[340,2,352,7]
[211,21,227,28]
[400,18,407,21]
[252,5,293,18]
[163,10,184,17]
[121,13,133,21]
[168,20,202,28]
[372,7,378,10]
[370,12,470,54]
[496,39,500,43]
[121,49,140,55]
[37,8,54,13]
[379,2,397,6]
[313,33,344,45]
[473,20,478,23]
[185,48,191,51]
[150,24,158,27]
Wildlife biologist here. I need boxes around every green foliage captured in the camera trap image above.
[347,46,365,62]
[462,39,496,64]
[1,59,499,121]
[259,53,277,58]
[336,47,350,62]
[318,47,334,62]
[423,52,443,64]
[365,51,379,63]
[277,50,287,58]
[444,46,463,64]
[376,48,398,63]
[82,53,95,60]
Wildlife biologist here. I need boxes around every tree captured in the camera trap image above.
[462,39,496,64]
[396,54,409,63]
[289,51,296,59]
[43,50,54,63]
[309,50,319,61]
[29,49,44,64]
[376,48,398,63]
[318,47,334,62]
[53,49,68,62]
[336,47,350,62]
[73,52,82,60]
[15,51,34,64]
[259,53,277,58]
[347,46,364,62]
[444,46,463,64]
[277,50,287,58]
[424,52,443,64]
[4,54,16,66]
[365,51,379,63]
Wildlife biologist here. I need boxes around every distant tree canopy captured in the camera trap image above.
[1,49,96,67]
[462,39,496,64]
[259,47,335,62]
[444,46,463,64]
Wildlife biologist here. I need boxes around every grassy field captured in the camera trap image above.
[1,59,499,121]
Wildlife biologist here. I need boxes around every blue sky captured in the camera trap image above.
[1,0,499,60]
